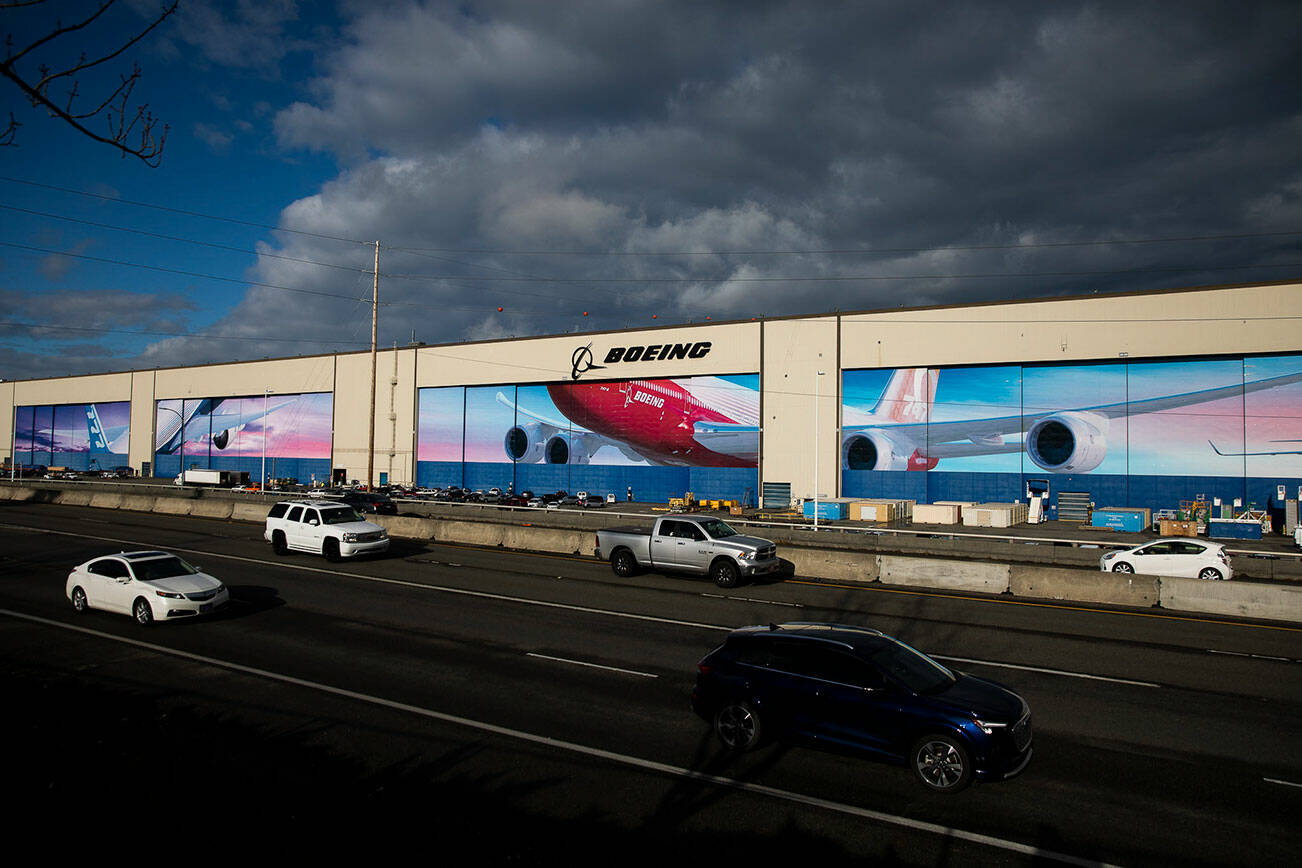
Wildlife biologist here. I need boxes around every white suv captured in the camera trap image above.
[264,500,390,561]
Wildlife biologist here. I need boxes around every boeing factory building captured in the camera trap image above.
[4,281,1300,518]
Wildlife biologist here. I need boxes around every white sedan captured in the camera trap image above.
[67,551,230,625]
[1099,538,1234,581]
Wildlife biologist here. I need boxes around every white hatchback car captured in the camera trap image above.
[67,551,230,625]
[1099,538,1234,581]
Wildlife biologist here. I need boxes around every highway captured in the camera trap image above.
[2,500,1299,865]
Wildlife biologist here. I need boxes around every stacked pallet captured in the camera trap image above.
[961,502,1029,527]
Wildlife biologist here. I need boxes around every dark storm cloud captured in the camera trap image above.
[13,0,1299,378]
[264,0,1301,335]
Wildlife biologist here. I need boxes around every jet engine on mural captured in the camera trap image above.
[841,367,1302,473]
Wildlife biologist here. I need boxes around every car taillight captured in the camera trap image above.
[1219,551,1229,563]
[698,663,712,676]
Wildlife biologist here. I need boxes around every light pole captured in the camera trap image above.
[814,370,825,530]
[261,389,273,492]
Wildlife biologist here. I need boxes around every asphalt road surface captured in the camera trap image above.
[2,500,1299,865]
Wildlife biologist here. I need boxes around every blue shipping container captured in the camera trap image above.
[1091,509,1148,532]
[1207,519,1263,540]
[802,500,849,520]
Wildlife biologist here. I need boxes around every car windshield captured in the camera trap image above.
[868,639,956,694]
[131,556,199,582]
[698,519,739,538]
[321,507,365,524]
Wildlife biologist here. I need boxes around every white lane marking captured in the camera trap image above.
[934,655,1160,688]
[1207,649,1296,663]
[0,608,1117,868]
[701,593,804,607]
[4,521,1166,689]
[1263,777,1302,789]
[526,653,658,678]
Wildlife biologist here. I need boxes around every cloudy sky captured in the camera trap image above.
[2,0,1299,381]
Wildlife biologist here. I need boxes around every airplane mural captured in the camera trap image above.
[154,396,297,455]
[496,376,760,467]
[842,362,1302,473]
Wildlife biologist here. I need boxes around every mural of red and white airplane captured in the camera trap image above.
[498,377,760,467]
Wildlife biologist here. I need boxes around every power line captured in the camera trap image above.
[385,230,1302,257]
[0,204,375,274]
[0,175,372,246]
[0,320,370,346]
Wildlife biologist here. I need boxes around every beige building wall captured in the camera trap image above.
[0,380,12,467]
[840,282,1302,370]
[761,317,840,501]
[413,322,760,388]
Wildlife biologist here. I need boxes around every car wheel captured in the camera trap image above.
[133,597,154,627]
[1198,567,1224,581]
[324,538,341,563]
[272,531,288,555]
[714,702,763,751]
[911,734,972,793]
[711,559,740,589]
[611,549,638,577]
[1111,562,1134,574]
[70,586,88,614]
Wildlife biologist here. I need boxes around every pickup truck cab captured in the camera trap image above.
[595,515,780,588]
[264,500,389,561]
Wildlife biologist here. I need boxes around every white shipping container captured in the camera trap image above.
[913,503,962,524]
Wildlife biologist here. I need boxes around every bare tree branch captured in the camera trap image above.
[1,0,178,166]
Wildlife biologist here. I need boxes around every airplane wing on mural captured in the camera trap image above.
[155,397,297,454]
[1208,439,1302,457]
[843,369,1302,472]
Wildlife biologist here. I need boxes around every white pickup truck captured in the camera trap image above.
[594,514,780,588]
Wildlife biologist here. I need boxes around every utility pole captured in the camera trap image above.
[368,241,379,489]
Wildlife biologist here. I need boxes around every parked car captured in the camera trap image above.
[558,494,583,507]
[582,494,606,508]
[264,500,389,561]
[340,491,398,514]
[1099,538,1233,580]
[692,623,1032,792]
[67,550,229,626]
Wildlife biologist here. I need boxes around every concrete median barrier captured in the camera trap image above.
[374,515,437,539]
[879,555,1010,594]
[88,492,124,510]
[190,500,235,519]
[1010,565,1160,607]
[231,502,269,522]
[784,546,879,584]
[151,497,192,516]
[502,525,590,555]
[1159,576,1302,623]
[54,490,94,506]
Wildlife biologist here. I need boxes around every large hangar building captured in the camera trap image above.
[4,281,1301,518]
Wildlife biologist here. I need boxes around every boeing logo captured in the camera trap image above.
[571,344,606,380]
[571,340,712,380]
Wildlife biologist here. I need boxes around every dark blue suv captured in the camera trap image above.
[691,623,1032,792]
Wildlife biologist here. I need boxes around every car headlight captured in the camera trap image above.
[738,550,756,560]
[343,533,358,542]
[1101,551,1116,560]
[972,716,1007,735]
[154,590,185,599]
